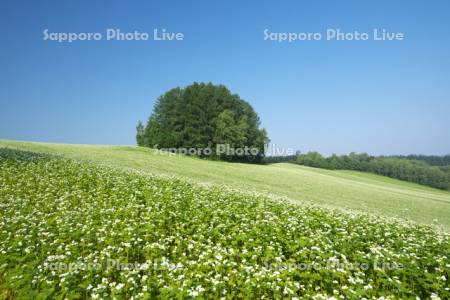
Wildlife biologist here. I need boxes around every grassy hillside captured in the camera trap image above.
[1,148,449,299]
[1,139,450,229]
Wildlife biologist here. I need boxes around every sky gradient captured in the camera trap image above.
[1,0,449,155]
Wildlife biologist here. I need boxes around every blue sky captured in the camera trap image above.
[1,0,449,155]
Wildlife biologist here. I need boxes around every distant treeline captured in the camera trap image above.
[264,152,450,190]
[390,155,450,166]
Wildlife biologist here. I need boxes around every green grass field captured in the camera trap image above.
[1,139,449,230]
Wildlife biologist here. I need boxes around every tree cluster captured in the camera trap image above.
[390,154,450,166]
[136,82,269,162]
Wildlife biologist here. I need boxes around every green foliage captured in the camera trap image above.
[1,149,449,299]
[137,82,269,162]
[296,151,328,169]
[263,154,297,164]
[367,157,449,190]
[392,154,450,166]
[135,121,145,147]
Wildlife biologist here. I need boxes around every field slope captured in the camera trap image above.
[1,139,450,229]
[1,147,449,299]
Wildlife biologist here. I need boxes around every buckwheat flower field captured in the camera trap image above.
[0,148,449,299]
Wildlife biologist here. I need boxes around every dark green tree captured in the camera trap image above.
[136,121,145,146]
[137,82,269,162]
[297,151,327,168]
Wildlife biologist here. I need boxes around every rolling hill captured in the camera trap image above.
[1,139,449,229]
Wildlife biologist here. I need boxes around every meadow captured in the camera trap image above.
[0,148,449,299]
[1,140,449,229]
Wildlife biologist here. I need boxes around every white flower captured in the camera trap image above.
[430,294,441,300]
